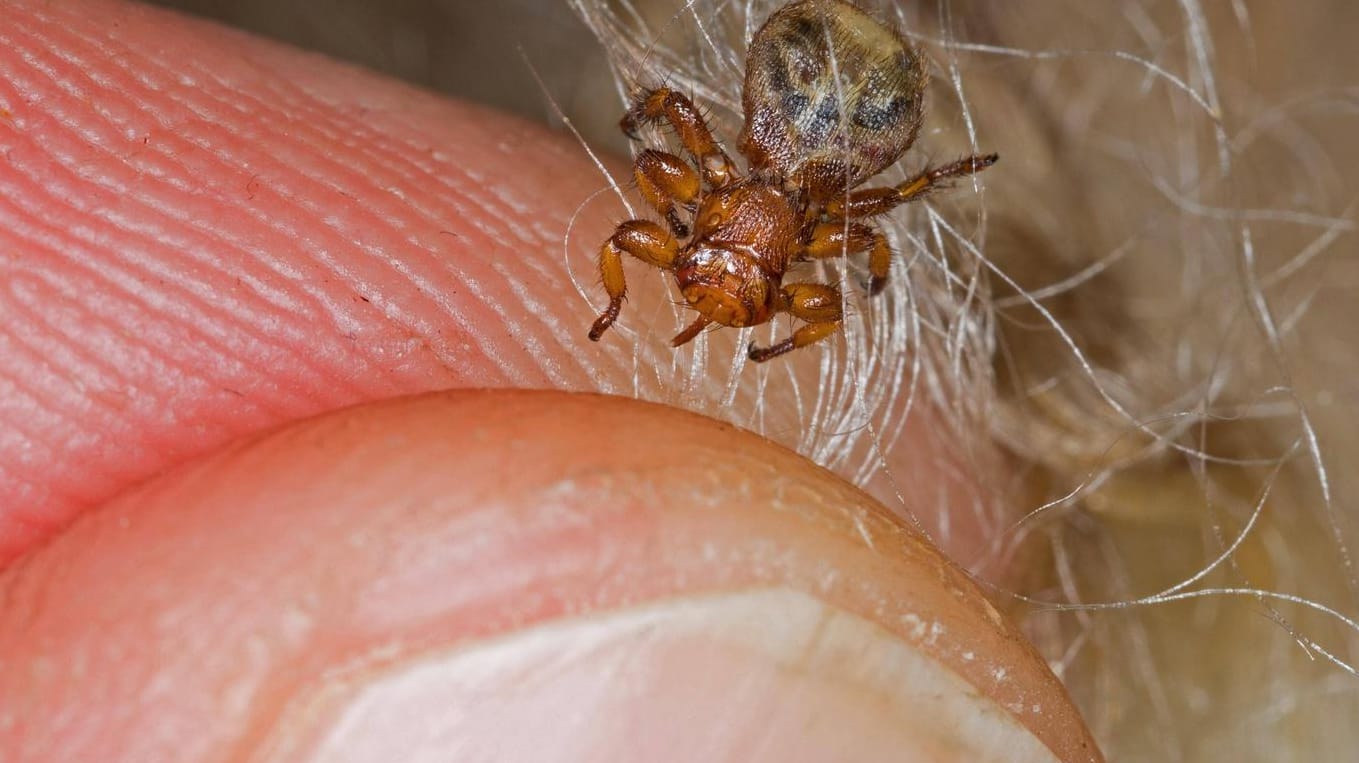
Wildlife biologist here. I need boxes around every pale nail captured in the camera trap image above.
[271,589,1061,762]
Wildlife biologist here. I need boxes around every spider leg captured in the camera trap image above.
[825,153,998,219]
[588,220,678,342]
[670,314,713,347]
[621,87,737,188]
[634,149,700,238]
[748,282,843,363]
[805,220,894,295]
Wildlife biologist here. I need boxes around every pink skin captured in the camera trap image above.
[0,1,1100,760]
[0,0,620,556]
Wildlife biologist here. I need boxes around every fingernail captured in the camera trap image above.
[276,589,1062,762]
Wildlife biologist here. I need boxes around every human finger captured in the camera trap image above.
[0,390,1100,762]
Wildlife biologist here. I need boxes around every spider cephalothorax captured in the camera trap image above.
[588,0,996,362]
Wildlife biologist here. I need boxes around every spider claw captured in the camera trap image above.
[619,110,645,140]
[665,209,690,238]
[748,342,778,363]
[589,308,618,341]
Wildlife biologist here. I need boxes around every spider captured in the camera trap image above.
[588,0,996,362]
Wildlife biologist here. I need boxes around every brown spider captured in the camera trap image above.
[588,0,996,362]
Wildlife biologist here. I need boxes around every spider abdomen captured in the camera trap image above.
[738,0,928,199]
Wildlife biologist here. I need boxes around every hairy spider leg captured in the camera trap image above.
[620,87,737,189]
[825,153,999,219]
[634,148,701,238]
[748,282,844,363]
[588,220,678,341]
[805,220,895,295]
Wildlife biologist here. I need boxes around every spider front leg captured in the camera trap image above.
[634,149,700,238]
[806,220,894,296]
[826,153,999,219]
[748,283,843,363]
[588,220,678,341]
[621,87,737,188]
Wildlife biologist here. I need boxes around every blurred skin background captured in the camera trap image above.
[58,0,1359,759]
[142,0,623,148]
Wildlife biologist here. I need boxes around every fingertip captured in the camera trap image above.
[0,390,1099,762]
